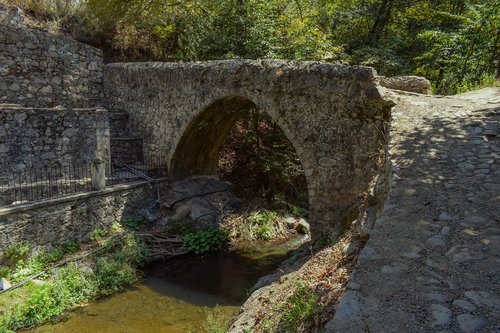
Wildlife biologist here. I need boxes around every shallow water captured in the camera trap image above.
[34,239,304,333]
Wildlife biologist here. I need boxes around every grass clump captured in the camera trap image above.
[202,306,235,333]
[278,281,321,332]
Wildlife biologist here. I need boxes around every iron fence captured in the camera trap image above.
[0,155,168,207]
[0,164,93,206]
[107,154,168,185]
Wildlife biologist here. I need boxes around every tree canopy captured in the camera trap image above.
[4,0,500,94]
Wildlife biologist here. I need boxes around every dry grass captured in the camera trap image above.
[0,0,84,33]
[220,209,298,249]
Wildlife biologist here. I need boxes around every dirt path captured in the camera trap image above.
[327,88,500,332]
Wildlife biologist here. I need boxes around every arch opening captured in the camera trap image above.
[171,95,309,213]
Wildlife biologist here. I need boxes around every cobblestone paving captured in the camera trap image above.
[328,88,500,333]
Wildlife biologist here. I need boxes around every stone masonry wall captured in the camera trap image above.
[0,105,109,179]
[0,182,162,255]
[0,6,104,107]
[104,60,395,238]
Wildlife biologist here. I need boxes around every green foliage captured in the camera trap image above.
[167,219,197,236]
[182,227,229,254]
[90,228,107,241]
[277,280,321,332]
[1,243,30,268]
[219,109,309,210]
[53,263,96,306]
[0,265,95,332]
[0,265,11,279]
[38,241,80,266]
[313,234,331,250]
[6,0,500,94]
[120,216,144,230]
[94,260,137,295]
[0,232,147,331]
[248,210,278,241]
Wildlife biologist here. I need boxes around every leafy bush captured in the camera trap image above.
[95,260,137,295]
[120,216,144,230]
[1,243,30,268]
[182,227,229,254]
[248,210,278,241]
[53,263,96,307]
[90,228,107,241]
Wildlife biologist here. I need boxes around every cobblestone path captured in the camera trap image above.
[328,88,500,333]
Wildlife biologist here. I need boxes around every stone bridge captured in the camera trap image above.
[104,60,394,237]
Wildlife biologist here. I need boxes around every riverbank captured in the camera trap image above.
[0,227,147,332]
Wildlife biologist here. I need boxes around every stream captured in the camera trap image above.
[34,237,307,333]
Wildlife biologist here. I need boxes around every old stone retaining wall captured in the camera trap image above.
[0,6,104,107]
[0,105,109,179]
[0,181,165,255]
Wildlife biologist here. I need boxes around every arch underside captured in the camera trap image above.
[170,96,257,179]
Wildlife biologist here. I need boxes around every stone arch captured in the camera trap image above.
[104,60,394,239]
[170,95,312,203]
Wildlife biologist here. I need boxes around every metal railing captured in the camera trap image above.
[107,155,168,186]
[0,164,93,206]
[0,155,168,207]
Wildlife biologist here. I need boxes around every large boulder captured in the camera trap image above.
[378,75,432,94]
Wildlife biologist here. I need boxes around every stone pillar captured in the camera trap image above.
[91,157,106,190]
[95,108,111,175]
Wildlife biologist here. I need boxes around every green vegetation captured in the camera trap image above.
[119,215,145,230]
[0,232,148,332]
[202,306,234,333]
[219,109,308,211]
[248,210,278,241]
[182,227,229,254]
[278,281,321,332]
[90,228,107,241]
[262,280,321,332]
[1,0,498,94]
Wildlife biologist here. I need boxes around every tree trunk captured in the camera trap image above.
[494,28,500,81]
[368,0,394,46]
[236,0,247,57]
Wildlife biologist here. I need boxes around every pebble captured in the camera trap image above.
[452,251,474,263]
[427,292,448,303]
[456,314,487,333]
[426,236,447,249]
[439,212,453,222]
[441,226,451,236]
[430,304,452,327]
[381,262,409,274]
[452,299,477,312]
[358,246,378,262]
[464,291,500,309]
[463,215,486,225]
